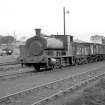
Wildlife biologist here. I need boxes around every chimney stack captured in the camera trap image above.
[35,28,41,36]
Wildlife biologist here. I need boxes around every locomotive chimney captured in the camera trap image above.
[35,28,41,36]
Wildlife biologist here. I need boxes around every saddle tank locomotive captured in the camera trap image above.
[19,28,73,71]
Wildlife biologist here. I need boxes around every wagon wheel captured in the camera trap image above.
[54,59,62,69]
[55,62,62,69]
[50,65,55,70]
[33,64,40,72]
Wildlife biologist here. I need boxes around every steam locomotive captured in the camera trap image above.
[19,28,105,71]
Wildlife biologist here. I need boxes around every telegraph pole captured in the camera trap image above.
[63,7,66,35]
[63,7,69,36]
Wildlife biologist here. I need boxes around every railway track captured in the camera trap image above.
[0,61,104,82]
[0,60,21,73]
[0,68,34,82]
[0,60,103,81]
[0,65,22,73]
[33,73,104,105]
[0,61,18,66]
[0,66,105,105]
[0,61,104,83]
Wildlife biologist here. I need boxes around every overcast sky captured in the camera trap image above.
[0,0,105,41]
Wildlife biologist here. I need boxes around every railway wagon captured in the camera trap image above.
[72,42,105,64]
[72,42,90,65]
[19,28,105,71]
[88,43,105,62]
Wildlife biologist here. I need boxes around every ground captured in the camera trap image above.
[66,77,105,105]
